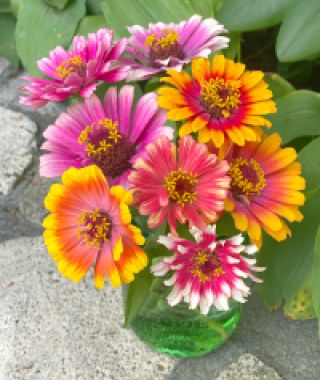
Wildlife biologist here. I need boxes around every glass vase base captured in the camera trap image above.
[131,306,242,358]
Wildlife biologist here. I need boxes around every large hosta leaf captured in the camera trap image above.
[0,13,19,68]
[264,73,295,99]
[312,226,320,334]
[216,0,298,32]
[44,0,71,10]
[277,0,320,62]
[76,15,106,36]
[258,138,320,310]
[267,91,320,145]
[101,0,194,38]
[16,0,86,75]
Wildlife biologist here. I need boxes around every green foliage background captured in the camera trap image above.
[3,0,320,332]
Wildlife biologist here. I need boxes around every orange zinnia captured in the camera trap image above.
[157,54,276,148]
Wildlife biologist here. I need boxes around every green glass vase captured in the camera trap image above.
[130,280,242,358]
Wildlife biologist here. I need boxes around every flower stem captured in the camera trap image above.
[198,310,229,340]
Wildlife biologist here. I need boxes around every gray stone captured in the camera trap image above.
[215,354,283,380]
[19,172,56,225]
[0,237,177,380]
[0,107,37,195]
[0,56,17,80]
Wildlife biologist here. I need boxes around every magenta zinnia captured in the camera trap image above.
[129,136,230,233]
[125,15,229,81]
[40,86,173,186]
[20,29,128,108]
[151,225,264,314]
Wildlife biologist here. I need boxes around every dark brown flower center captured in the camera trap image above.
[165,168,198,206]
[78,209,112,248]
[78,118,135,179]
[190,251,224,282]
[200,78,241,119]
[145,29,185,64]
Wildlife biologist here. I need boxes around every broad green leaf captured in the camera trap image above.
[258,138,320,309]
[277,0,320,62]
[187,0,223,17]
[124,224,168,326]
[312,226,320,334]
[16,0,86,76]
[76,15,106,36]
[0,0,11,13]
[267,91,320,145]
[222,32,240,60]
[44,0,70,10]
[284,279,315,320]
[264,73,295,99]
[0,14,19,68]
[87,0,102,14]
[101,0,194,38]
[217,0,297,32]
[10,0,21,16]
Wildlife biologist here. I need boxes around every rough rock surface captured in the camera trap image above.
[0,237,177,380]
[0,107,37,195]
[19,172,56,225]
[0,57,17,80]
[215,354,283,380]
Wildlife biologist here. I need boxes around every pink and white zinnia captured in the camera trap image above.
[151,225,264,315]
[20,29,128,108]
[125,15,229,81]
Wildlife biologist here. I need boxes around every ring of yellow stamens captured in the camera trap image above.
[200,78,241,119]
[190,251,225,283]
[229,157,266,196]
[145,29,179,48]
[78,208,112,248]
[165,168,198,206]
[56,55,85,80]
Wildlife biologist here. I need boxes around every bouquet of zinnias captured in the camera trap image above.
[21,16,305,357]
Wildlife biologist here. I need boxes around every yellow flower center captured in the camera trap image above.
[78,208,112,248]
[145,29,184,63]
[190,251,225,283]
[78,118,135,178]
[229,157,266,196]
[200,78,241,119]
[55,55,85,79]
[165,168,198,206]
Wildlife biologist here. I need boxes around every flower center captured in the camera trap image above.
[229,157,266,196]
[200,78,241,119]
[55,55,85,79]
[165,168,198,206]
[190,251,224,283]
[78,208,112,248]
[78,118,136,179]
[145,29,184,63]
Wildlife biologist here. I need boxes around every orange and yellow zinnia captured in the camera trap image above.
[220,133,305,247]
[43,165,147,288]
[157,54,276,148]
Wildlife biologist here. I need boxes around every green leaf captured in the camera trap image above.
[44,0,70,10]
[16,0,86,75]
[222,32,241,60]
[101,0,194,38]
[10,0,22,16]
[87,0,102,14]
[284,278,315,320]
[0,13,19,68]
[217,0,297,32]
[76,15,106,36]
[187,0,223,17]
[267,91,320,145]
[124,225,169,326]
[264,73,295,99]
[312,226,320,334]
[0,0,11,13]
[258,137,320,310]
[277,0,320,62]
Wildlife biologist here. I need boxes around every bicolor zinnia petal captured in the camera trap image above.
[151,225,263,314]
[20,29,129,108]
[124,15,229,81]
[222,133,305,246]
[158,54,276,148]
[43,165,147,288]
[128,135,230,233]
[40,86,173,186]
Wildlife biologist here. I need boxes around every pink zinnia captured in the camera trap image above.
[129,136,230,233]
[20,29,128,108]
[40,85,173,186]
[125,15,229,81]
[151,225,264,314]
